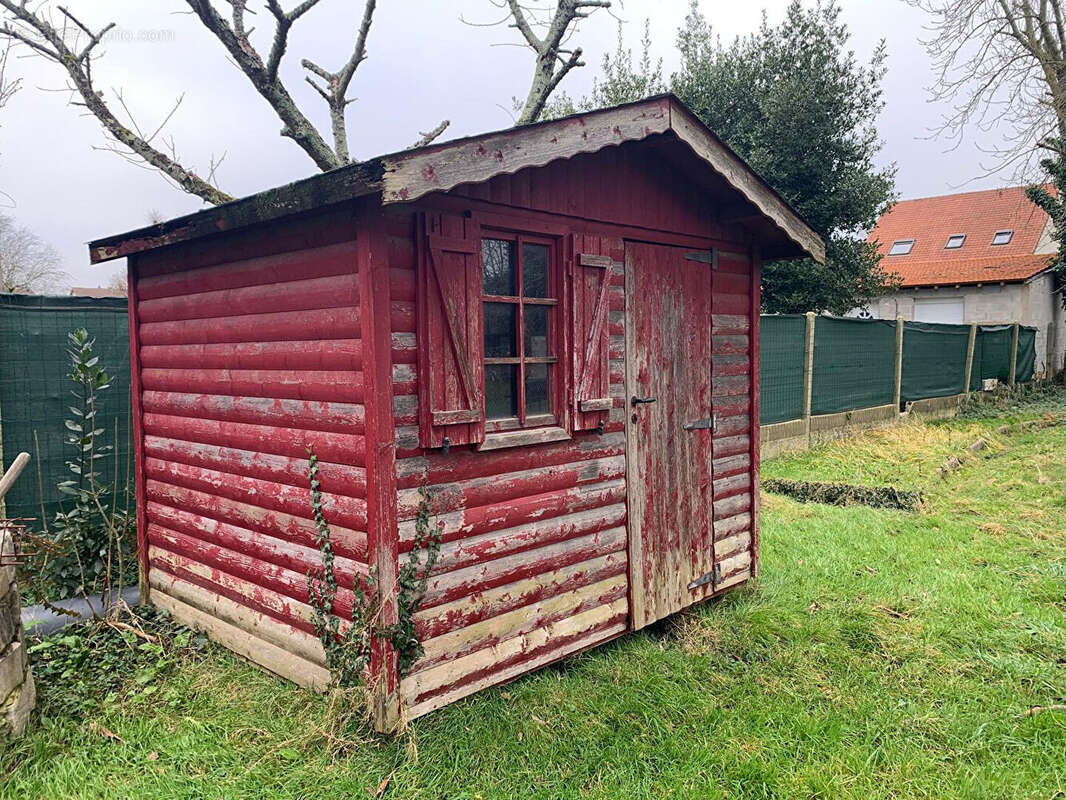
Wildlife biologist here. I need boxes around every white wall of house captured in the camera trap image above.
[871,276,1066,375]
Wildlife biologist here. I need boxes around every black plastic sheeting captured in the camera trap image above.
[0,294,132,525]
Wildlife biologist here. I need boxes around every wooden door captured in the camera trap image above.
[625,241,715,629]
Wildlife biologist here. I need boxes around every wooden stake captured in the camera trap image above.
[964,323,977,395]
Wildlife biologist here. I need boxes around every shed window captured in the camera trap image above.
[481,235,559,430]
[992,229,1013,245]
[945,234,965,249]
[888,239,914,256]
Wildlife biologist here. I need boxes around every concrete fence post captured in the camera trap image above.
[1008,321,1020,387]
[802,312,816,434]
[964,323,978,396]
[894,315,905,410]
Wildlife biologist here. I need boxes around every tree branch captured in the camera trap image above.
[409,119,451,149]
[0,1,233,205]
[299,0,375,164]
[506,0,611,125]
[184,0,340,171]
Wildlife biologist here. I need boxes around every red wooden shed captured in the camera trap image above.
[89,95,823,729]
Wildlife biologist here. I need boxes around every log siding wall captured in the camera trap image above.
[389,208,629,719]
[392,151,758,718]
[132,210,365,689]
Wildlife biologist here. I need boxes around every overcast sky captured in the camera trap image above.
[0,0,1020,288]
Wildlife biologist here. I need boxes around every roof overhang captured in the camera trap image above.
[89,94,824,265]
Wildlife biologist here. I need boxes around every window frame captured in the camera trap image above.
[888,239,915,256]
[944,234,966,249]
[991,229,1013,246]
[479,229,565,434]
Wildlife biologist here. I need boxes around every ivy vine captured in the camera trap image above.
[380,486,444,675]
[306,448,443,687]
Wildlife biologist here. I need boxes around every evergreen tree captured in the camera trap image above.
[672,0,897,313]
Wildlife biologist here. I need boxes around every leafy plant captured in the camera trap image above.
[25,605,208,721]
[307,447,374,687]
[306,448,442,686]
[381,486,443,675]
[24,329,135,604]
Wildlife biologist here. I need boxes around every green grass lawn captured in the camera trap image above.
[4,388,1065,799]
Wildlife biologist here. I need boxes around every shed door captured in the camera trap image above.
[625,241,715,629]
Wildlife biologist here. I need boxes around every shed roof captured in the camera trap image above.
[89,94,824,265]
[869,185,1054,287]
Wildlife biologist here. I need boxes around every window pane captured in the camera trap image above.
[525,363,551,415]
[486,364,518,419]
[522,243,550,297]
[484,303,516,357]
[482,239,516,295]
[524,305,551,357]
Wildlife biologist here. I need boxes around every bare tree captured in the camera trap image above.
[0,1,449,206]
[0,39,17,110]
[908,0,1066,173]
[497,0,612,124]
[0,215,68,294]
[107,271,127,296]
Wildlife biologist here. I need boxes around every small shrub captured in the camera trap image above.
[26,606,208,721]
[19,329,136,603]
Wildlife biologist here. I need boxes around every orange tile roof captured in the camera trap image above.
[868,185,1055,286]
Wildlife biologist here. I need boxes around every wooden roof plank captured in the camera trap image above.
[88,94,824,266]
[380,98,672,204]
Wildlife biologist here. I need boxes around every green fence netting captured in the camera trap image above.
[811,316,897,415]
[976,325,1014,382]
[0,295,132,526]
[759,315,806,424]
[1016,326,1037,383]
[901,321,972,403]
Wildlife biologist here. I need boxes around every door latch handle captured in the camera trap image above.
[631,395,657,406]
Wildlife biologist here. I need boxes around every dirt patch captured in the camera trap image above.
[763,478,922,512]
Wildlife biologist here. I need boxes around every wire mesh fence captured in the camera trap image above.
[0,295,132,527]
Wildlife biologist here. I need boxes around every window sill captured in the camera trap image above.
[478,426,570,452]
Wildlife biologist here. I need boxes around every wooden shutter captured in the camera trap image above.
[417,211,485,448]
[570,233,617,431]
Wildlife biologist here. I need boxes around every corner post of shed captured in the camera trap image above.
[126,255,151,603]
[1008,321,1020,387]
[749,246,762,578]
[964,322,978,396]
[356,203,402,732]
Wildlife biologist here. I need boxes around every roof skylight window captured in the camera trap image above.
[888,239,914,256]
[945,234,965,249]
[991,230,1013,245]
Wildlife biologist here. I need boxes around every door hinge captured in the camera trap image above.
[683,416,715,431]
[684,249,718,269]
[687,562,722,591]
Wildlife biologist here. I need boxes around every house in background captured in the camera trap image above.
[70,286,126,298]
[864,186,1065,375]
